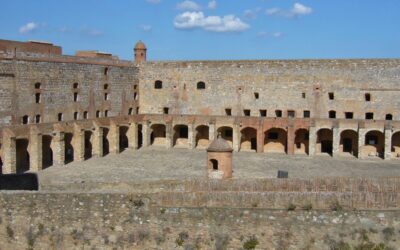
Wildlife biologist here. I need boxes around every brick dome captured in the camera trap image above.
[207,134,233,152]
[135,41,147,50]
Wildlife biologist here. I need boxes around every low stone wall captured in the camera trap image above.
[0,192,399,249]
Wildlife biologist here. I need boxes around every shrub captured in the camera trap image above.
[382,227,395,241]
[243,235,259,250]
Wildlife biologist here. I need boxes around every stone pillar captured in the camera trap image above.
[384,127,392,160]
[2,131,16,174]
[109,122,120,154]
[308,126,317,156]
[92,126,103,157]
[332,126,340,157]
[188,123,195,149]
[209,123,216,142]
[128,122,138,150]
[73,124,85,162]
[256,127,264,153]
[287,125,295,155]
[53,131,65,166]
[29,128,43,172]
[165,122,173,149]
[358,128,366,159]
[232,124,240,152]
[142,121,151,148]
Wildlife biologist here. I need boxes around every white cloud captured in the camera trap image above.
[257,31,268,37]
[266,3,312,18]
[208,0,217,9]
[244,8,262,20]
[146,0,161,4]
[174,11,249,32]
[140,25,152,32]
[272,32,283,37]
[177,0,201,11]
[80,27,104,37]
[19,22,40,34]
[257,31,284,38]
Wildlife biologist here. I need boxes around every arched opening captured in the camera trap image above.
[363,130,384,158]
[340,130,358,157]
[83,111,88,119]
[210,159,218,170]
[217,126,233,147]
[195,125,209,149]
[294,129,309,155]
[22,115,29,124]
[65,133,74,164]
[16,139,30,173]
[138,124,143,149]
[317,129,333,155]
[154,80,162,89]
[96,110,101,118]
[240,127,257,152]
[264,128,287,154]
[173,125,189,148]
[42,135,53,169]
[84,131,93,160]
[197,81,206,90]
[392,132,400,158]
[119,126,129,152]
[150,124,166,146]
[102,128,110,156]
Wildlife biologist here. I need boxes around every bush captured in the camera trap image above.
[243,235,259,250]
[382,227,395,241]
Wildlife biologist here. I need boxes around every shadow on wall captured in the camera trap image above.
[0,173,39,191]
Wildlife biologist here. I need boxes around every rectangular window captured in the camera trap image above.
[365,93,371,102]
[268,132,278,140]
[260,110,267,117]
[302,92,306,98]
[243,109,251,116]
[345,112,353,119]
[365,112,374,120]
[329,111,336,119]
[225,108,232,116]
[329,92,334,100]
[73,92,78,102]
[163,107,169,114]
[275,110,282,118]
[35,93,41,104]
[303,110,310,118]
[254,92,259,99]
[288,110,295,118]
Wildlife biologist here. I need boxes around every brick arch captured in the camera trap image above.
[339,129,358,157]
[150,124,167,146]
[240,127,257,152]
[264,128,287,154]
[294,128,309,155]
[391,131,400,158]
[16,138,30,173]
[316,128,333,155]
[119,126,129,152]
[217,126,233,147]
[173,124,189,148]
[362,130,384,159]
[195,125,209,149]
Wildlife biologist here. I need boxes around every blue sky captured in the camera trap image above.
[1,0,399,61]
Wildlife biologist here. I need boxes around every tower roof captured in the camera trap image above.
[207,134,233,152]
[135,40,147,50]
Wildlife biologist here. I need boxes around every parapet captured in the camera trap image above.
[76,50,119,60]
[0,39,62,56]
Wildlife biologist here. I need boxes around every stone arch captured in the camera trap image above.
[119,126,129,152]
[240,127,257,152]
[150,124,166,146]
[42,135,53,169]
[392,131,400,158]
[103,128,110,156]
[362,130,384,158]
[65,133,74,164]
[84,131,93,160]
[197,81,206,90]
[217,126,233,147]
[173,124,189,148]
[316,128,333,155]
[16,138,30,173]
[340,130,358,157]
[295,129,309,155]
[264,128,287,153]
[195,125,209,149]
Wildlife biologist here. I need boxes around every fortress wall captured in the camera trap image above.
[0,192,399,249]
[0,58,138,126]
[139,59,400,120]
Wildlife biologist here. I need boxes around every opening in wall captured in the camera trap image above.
[73,83,79,89]
[58,113,63,121]
[197,82,206,89]
[365,112,374,120]
[96,110,101,118]
[329,110,336,119]
[303,110,310,118]
[35,114,41,123]
[22,115,29,124]
[154,80,162,89]
[275,110,282,118]
[365,93,371,102]
[163,107,169,114]
[345,112,353,119]
[34,82,41,89]
[128,108,133,115]
[83,111,88,119]
[328,92,334,100]
[260,110,267,117]
[103,84,109,90]
[104,110,108,117]
[254,92,259,99]
[73,92,78,102]
[386,114,393,121]
[73,112,78,120]
[225,108,232,116]
[35,93,41,104]
[302,92,306,98]
[243,109,251,116]
[104,93,109,101]
[288,110,295,118]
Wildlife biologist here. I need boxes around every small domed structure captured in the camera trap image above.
[134,40,147,64]
[207,133,233,179]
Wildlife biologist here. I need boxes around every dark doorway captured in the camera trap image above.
[251,138,257,150]
[321,140,333,154]
[16,139,30,173]
[42,135,53,169]
[103,128,110,156]
[65,133,74,164]
[343,138,353,153]
[138,124,143,149]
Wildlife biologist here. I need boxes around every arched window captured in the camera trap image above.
[83,111,88,119]
[386,114,393,121]
[34,82,41,89]
[197,81,206,90]
[57,113,63,121]
[154,80,162,89]
[103,84,109,90]
[73,83,79,89]
[35,93,41,104]
[35,114,41,123]
[73,92,78,102]
[210,159,218,170]
[104,93,109,100]
[73,112,79,120]
[128,108,133,115]
[96,110,101,118]
[22,115,29,124]
[104,110,109,117]
[104,67,109,76]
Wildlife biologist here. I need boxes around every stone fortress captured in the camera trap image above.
[1,39,400,249]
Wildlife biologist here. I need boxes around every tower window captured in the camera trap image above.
[385,114,393,120]
[57,113,63,121]
[328,92,334,100]
[365,112,374,120]
[275,110,282,118]
[288,110,295,118]
[35,114,41,123]
[35,93,41,103]
[243,109,251,116]
[154,80,162,89]
[73,92,78,102]
[83,111,88,119]
[22,115,29,124]
[345,112,353,119]
[73,112,78,120]
[197,82,206,89]
[225,108,232,116]
[329,110,336,119]
[365,93,371,102]
[260,110,267,117]
[163,107,169,114]
[73,83,79,89]
[254,92,259,99]
[303,110,310,118]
